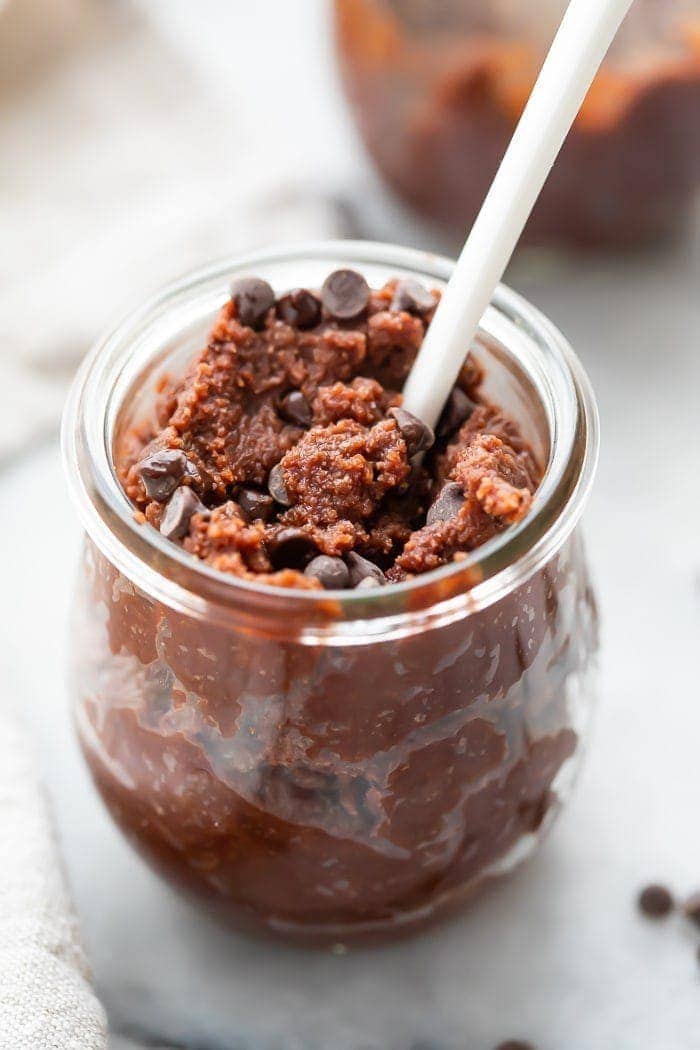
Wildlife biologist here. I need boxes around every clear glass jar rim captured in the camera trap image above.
[61,240,599,640]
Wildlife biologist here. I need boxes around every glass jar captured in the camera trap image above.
[334,0,700,248]
[62,241,599,943]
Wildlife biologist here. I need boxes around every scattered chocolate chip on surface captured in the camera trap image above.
[268,528,317,570]
[346,551,386,588]
[137,448,187,502]
[638,884,674,918]
[437,387,477,440]
[682,892,700,929]
[388,406,435,456]
[279,390,313,428]
[495,1041,536,1050]
[390,277,435,316]
[276,288,321,329]
[304,554,350,590]
[426,482,465,525]
[321,269,370,321]
[268,463,291,506]
[230,276,275,329]
[238,488,275,523]
[160,486,206,540]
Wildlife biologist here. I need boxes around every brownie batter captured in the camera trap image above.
[118,272,540,590]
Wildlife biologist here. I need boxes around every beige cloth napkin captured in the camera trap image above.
[0,708,108,1050]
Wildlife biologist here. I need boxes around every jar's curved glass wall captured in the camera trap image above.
[64,244,600,942]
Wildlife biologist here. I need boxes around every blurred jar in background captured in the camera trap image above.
[334,0,700,248]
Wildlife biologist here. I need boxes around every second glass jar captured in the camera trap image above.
[335,0,700,248]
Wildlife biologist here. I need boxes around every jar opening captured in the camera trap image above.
[62,241,599,638]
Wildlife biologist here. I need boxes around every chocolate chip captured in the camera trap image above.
[437,387,477,440]
[238,487,275,523]
[137,449,187,502]
[388,407,435,456]
[160,486,207,540]
[276,288,321,329]
[279,391,313,428]
[495,1041,536,1050]
[391,278,435,316]
[230,276,275,330]
[268,528,317,570]
[682,892,700,928]
[304,555,350,590]
[426,482,465,525]
[268,463,291,506]
[321,269,370,321]
[346,551,386,588]
[638,884,674,918]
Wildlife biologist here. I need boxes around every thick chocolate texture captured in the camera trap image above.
[119,276,540,591]
[77,527,597,942]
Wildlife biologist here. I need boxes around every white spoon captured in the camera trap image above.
[402,0,636,428]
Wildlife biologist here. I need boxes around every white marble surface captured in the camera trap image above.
[2,235,699,1050]
[2,3,700,1048]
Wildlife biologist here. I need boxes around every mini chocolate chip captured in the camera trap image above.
[137,449,187,502]
[321,269,370,321]
[268,463,291,506]
[268,528,317,570]
[346,551,386,588]
[682,892,700,928]
[230,276,275,330]
[638,884,674,918]
[238,487,275,523]
[279,391,313,428]
[426,482,465,525]
[276,288,321,329]
[437,387,477,440]
[304,555,350,590]
[390,278,435,316]
[160,486,207,540]
[388,407,435,456]
[495,1041,536,1050]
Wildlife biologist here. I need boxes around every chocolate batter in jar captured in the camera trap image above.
[63,243,599,942]
[335,0,700,248]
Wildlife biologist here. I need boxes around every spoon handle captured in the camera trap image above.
[402,0,636,429]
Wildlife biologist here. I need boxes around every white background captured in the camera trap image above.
[2,2,700,1047]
